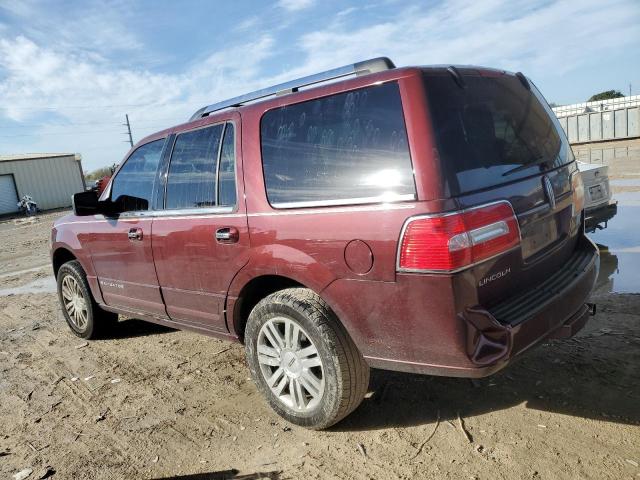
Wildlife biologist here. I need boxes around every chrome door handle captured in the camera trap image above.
[215,227,239,243]
[128,228,143,241]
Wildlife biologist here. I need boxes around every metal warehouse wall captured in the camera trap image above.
[0,155,85,210]
[557,106,640,144]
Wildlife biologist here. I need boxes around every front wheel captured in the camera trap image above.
[245,288,370,430]
[57,260,118,339]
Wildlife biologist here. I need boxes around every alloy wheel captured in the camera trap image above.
[61,275,88,330]
[257,316,325,412]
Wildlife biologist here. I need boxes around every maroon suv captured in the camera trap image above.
[52,58,599,429]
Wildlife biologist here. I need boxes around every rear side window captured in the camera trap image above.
[165,124,224,209]
[111,139,164,211]
[218,123,237,207]
[424,71,568,195]
[261,82,415,207]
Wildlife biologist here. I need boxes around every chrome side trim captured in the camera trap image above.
[248,202,416,217]
[151,206,234,217]
[271,193,416,210]
[118,206,236,219]
[395,200,523,274]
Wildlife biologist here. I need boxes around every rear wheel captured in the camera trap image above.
[57,260,118,339]
[245,288,370,430]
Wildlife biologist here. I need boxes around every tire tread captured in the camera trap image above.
[57,260,117,339]
[246,288,369,429]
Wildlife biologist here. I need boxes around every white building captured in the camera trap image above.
[0,153,86,215]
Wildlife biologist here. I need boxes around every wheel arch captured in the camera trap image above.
[51,243,105,305]
[226,244,340,342]
[230,274,305,342]
[52,246,77,278]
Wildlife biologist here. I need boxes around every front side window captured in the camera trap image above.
[111,139,164,212]
[260,82,415,207]
[165,124,224,209]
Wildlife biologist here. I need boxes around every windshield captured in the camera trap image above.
[423,70,571,195]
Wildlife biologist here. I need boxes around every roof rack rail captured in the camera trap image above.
[189,57,395,121]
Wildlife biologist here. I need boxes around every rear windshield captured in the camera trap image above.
[423,71,571,195]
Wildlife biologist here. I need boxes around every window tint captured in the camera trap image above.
[166,124,223,209]
[261,82,415,207]
[423,71,568,195]
[218,123,236,207]
[111,139,164,211]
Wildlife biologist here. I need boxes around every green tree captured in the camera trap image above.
[588,90,624,102]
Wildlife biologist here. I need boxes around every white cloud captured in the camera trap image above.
[0,34,278,170]
[1,0,638,171]
[336,7,358,17]
[296,0,640,76]
[277,0,315,12]
[235,16,260,32]
[1,0,143,56]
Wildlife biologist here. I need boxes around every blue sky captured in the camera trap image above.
[1,0,639,171]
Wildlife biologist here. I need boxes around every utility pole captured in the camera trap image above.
[123,114,134,148]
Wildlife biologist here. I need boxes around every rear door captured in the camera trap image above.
[423,69,581,306]
[151,117,250,332]
[88,139,166,316]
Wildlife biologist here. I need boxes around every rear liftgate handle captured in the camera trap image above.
[215,227,239,244]
[128,228,143,241]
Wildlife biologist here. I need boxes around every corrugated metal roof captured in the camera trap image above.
[0,154,85,209]
[0,153,77,162]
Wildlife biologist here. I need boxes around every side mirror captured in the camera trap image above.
[72,191,99,216]
[72,191,149,217]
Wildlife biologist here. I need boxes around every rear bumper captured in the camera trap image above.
[333,235,600,379]
[585,201,617,233]
[455,235,599,377]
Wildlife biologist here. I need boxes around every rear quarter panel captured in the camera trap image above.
[227,69,455,341]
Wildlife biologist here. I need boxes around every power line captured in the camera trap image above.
[0,125,164,138]
[5,102,173,110]
[0,129,129,138]
[0,116,181,128]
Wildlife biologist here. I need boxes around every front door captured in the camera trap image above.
[88,138,166,316]
[151,119,249,331]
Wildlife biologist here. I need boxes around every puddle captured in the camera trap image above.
[611,191,640,207]
[588,194,640,293]
[610,178,640,188]
[0,276,57,296]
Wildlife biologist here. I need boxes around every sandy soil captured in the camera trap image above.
[1,208,639,479]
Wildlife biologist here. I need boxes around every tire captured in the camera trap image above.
[57,260,118,339]
[245,288,370,430]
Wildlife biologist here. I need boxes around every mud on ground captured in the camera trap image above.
[0,209,639,480]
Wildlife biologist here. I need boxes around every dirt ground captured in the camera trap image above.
[1,172,639,479]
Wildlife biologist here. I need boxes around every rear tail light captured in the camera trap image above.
[571,170,585,216]
[398,201,520,273]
